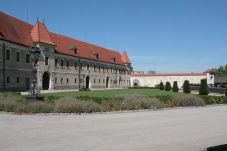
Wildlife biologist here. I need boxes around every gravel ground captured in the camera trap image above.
[0,105,227,151]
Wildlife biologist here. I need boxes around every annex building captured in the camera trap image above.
[0,12,132,91]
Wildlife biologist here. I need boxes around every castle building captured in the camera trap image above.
[0,12,132,91]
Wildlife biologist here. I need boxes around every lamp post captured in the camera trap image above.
[26,45,43,101]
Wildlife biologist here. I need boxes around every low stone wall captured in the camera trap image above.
[191,86,226,94]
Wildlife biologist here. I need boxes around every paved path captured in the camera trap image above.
[1,105,227,151]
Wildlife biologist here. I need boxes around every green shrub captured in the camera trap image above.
[172,81,179,92]
[198,95,225,105]
[183,80,191,93]
[112,94,161,110]
[26,101,54,113]
[54,97,101,113]
[81,101,101,113]
[173,93,205,107]
[54,97,83,113]
[165,82,171,91]
[199,79,209,95]
[160,82,164,90]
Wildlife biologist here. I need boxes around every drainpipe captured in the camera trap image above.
[2,43,5,91]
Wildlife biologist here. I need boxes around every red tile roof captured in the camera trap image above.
[0,11,126,65]
[30,22,55,46]
[131,73,207,77]
[49,32,124,65]
[203,69,215,73]
[121,52,131,64]
[0,11,33,46]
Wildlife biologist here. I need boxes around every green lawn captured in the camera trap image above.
[42,89,178,98]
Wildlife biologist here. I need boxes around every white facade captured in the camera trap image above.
[131,72,214,88]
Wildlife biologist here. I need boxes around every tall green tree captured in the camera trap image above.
[183,80,191,93]
[160,82,164,90]
[199,79,209,95]
[165,82,171,91]
[172,81,179,92]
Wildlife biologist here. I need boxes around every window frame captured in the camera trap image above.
[55,58,59,66]
[61,59,64,67]
[16,51,20,63]
[25,53,30,64]
[66,60,70,68]
[5,49,11,61]
[45,57,49,66]
[16,77,20,84]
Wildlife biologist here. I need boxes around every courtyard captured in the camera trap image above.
[1,105,227,151]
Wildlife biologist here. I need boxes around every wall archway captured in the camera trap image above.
[42,72,50,90]
[133,79,140,87]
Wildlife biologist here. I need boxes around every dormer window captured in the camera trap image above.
[69,45,77,54]
[93,51,99,59]
[110,56,116,62]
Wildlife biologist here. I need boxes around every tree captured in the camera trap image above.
[147,70,156,74]
[160,82,164,90]
[165,82,171,91]
[183,80,191,93]
[172,81,179,92]
[213,64,227,76]
[199,79,209,95]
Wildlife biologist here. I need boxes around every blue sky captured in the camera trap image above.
[1,0,227,73]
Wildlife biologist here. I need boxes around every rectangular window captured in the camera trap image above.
[16,51,20,62]
[55,58,58,66]
[61,59,64,67]
[45,47,49,52]
[87,63,90,70]
[6,49,10,61]
[80,78,82,83]
[99,65,101,72]
[55,78,58,84]
[75,61,78,68]
[80,62,83,69]
[103,66,105,72]
[16,77,20,84]
[61,78,63,84]
[67,60,70,68]
[45,57,49,65]
[94,65,96,71]
[6,76,10,83]
[94,79,96,83]
[99,79,100,83]
[26,54,30,63]
[75,78,77,83]
[67,78,69,83]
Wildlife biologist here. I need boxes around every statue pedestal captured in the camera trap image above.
[25,96,44,101]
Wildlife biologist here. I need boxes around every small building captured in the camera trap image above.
[214,76,227,88]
